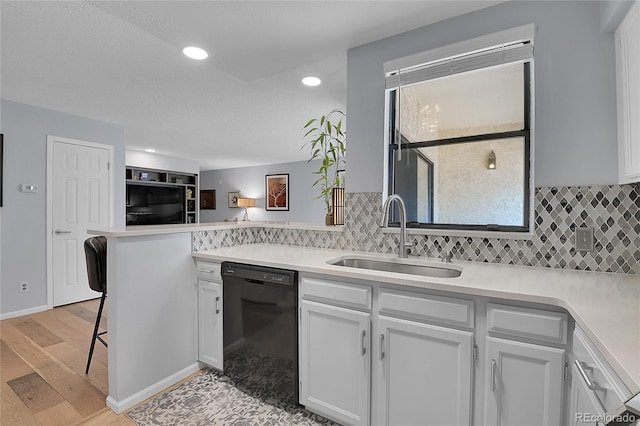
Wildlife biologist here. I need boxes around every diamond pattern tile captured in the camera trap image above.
[192,184,639,274]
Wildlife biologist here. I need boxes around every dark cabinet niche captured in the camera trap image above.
[125,166,198,225]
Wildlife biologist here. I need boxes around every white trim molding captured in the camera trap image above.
[0,304,48,320]
[106,363,201,414]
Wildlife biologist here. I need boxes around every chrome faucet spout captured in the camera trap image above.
[441,250,454,263]
[380,194,412,258]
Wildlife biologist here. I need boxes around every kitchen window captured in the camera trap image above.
[384,25,534,235]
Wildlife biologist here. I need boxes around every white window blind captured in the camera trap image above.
[385,42,533,89]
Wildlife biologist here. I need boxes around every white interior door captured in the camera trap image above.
[51,139,111,306]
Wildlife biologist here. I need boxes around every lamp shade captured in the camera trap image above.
[237,198,256,208]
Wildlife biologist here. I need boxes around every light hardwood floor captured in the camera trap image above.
[1,299,135,425]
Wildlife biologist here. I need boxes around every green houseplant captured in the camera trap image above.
[302,109,346,225]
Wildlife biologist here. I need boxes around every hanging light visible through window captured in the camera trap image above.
[488,150,497,170]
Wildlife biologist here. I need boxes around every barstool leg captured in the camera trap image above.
[86,292,107,374]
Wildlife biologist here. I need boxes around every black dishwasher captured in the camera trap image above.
[221,262,299,405]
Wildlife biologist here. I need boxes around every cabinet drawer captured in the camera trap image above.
[487,303,567,344]
[572,326,631,413]
[378,288,474,329]
[195,259,222,283]
[301,276,371,311]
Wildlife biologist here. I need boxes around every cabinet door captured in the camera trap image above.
[376,316,474,426]
[198,280,223,370]
[568,363,606,426]
[484,336,565,426]
[616,0,640,183]
[299,300,370,426]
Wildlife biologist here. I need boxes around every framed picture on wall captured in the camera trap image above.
[228,191,240,208]
[265,173,289,211]
[200,190,216,210]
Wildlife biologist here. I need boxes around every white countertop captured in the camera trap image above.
[88,221,344,238]
[193,243,640,395]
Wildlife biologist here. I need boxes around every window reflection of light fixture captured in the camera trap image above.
[419,102,440,134]
[237,198,256,221]
[488,150,497,170]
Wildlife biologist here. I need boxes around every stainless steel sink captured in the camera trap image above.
[327,256,462,278]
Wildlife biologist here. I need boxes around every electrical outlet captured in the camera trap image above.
[19,281,30,293]
[575,227,594,252]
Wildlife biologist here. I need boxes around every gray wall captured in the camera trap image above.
[347,0,618,192]
[0,100,125,316]
[200,160,327,223]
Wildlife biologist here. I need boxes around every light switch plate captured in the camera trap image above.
[575,227,594,252]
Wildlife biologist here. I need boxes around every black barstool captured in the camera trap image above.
[84,236,108,374]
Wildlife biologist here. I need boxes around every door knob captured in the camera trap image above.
[54,230,71,235]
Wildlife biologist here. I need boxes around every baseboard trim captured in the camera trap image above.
[0,305,48,320]
[106,362,201,414]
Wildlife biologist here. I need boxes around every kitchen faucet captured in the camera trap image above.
[441,249,454,263]
[380,194,413,258]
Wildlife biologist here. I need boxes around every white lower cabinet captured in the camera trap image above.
[197,279,223,370]
[299,299,371,426]
[376,316,474,426]
[483,336,565,426]
[296,275,635,426]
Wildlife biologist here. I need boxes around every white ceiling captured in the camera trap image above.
[1,0,504,170]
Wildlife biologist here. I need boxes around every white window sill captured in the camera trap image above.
[381,226,534,241]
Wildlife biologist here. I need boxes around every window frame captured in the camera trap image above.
[384,26,535,236]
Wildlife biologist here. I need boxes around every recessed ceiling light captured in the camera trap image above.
[302,76,321,87]
[183,46,208,60]
[145,149,156,153]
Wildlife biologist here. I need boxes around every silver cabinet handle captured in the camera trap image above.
[379,334,385,360]
[215,296,220,314]
[574,359,601,391]
[574,360,608,413]
[490,359,497,391]
[361,330,366,356]
[54,230,71,235]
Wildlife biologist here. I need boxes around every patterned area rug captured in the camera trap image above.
[126,350,338,426]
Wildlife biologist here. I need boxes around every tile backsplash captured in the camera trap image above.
[193,184,640,274]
